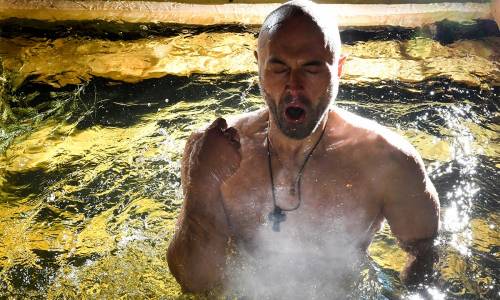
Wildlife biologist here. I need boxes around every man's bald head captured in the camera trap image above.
[258,0,341,62]
[255,1,345,139]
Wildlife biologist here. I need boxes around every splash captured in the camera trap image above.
[225,219,367,299]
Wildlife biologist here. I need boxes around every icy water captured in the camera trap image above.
[0,36,499,298]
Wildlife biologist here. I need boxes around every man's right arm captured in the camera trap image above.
[167,118,240,293]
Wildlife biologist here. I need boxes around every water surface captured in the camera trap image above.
[0,36,498,298]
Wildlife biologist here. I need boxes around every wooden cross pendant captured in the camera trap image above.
[268,207,287,232]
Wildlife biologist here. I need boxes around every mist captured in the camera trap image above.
[225,218,374,299]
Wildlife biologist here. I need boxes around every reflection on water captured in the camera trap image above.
[0,73,498,298]
[2,34,498,89]
[1,44,499,299]
[342,91,499,298]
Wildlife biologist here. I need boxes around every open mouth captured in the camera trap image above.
[285,105,306,123]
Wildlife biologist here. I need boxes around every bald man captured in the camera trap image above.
[167,0,439,295]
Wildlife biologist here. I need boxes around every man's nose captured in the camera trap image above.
[286,69,304,96]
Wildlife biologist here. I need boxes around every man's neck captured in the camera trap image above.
[267,112,329,165]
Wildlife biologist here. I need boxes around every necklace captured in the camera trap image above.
[266,120,327,232]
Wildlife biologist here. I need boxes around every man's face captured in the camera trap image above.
[257,15,339,139]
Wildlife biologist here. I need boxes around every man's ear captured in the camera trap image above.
[337,54,347,77]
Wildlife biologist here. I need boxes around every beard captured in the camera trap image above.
[262,86,334,140]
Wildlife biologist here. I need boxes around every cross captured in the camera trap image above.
[268,207,287,232]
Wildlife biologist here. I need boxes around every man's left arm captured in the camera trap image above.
[381,145,440,286]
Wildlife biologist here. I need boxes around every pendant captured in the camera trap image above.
[268,206,287,232]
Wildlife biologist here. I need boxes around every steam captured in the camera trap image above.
[225,218,368,299]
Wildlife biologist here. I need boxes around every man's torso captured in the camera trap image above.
[220,108,396,253]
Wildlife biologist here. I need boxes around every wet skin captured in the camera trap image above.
[167,13,439,293]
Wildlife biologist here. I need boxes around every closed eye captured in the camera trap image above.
[303,61,325,74]
[272,66,288,74]
[304,66,321,74]
[268,57,289,74]
[270,65,288,74]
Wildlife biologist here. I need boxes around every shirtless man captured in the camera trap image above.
[167,0,440,295]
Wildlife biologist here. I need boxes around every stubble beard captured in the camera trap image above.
[261,85,334,140]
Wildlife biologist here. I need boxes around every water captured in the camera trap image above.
[1,41,499,298]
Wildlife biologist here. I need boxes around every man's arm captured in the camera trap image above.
[381,142,440,286]
[167,118,240,292]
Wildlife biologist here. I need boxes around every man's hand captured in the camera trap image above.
[168,117,241,293]
[190,117,242,186]
[399,238,438,286]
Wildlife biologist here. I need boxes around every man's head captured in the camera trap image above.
[256,0,346,139]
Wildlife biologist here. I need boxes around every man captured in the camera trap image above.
[167,0,440,296]
[493,0,500,29]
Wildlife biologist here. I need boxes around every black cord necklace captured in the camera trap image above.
[266,120,327,232]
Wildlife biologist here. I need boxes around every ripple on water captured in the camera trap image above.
[0,72,498,298]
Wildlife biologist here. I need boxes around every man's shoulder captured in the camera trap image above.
[226,108,268,137]
[331,108,420,162]
[191,108,267,137]
[185,109,267,154]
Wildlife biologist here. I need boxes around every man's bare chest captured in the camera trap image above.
[221,150,384,247]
